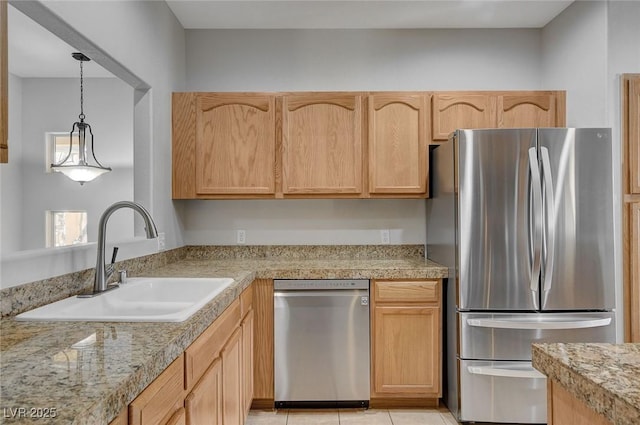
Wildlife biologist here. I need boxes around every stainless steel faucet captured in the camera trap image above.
[90,201,158,295]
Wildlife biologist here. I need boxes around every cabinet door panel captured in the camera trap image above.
[129,355,185,425]
[372,306,440,396]
[165,408,186,425]
[432,94,495,142]
[498,93,559,128]
[195,94,276,195]
[222,328,243,425]
[629,78,640,194]
[242,310,254,418]
[185,358,222,425]
[369,94,428,194]
[630,202,640,342]
[282,93,363,194]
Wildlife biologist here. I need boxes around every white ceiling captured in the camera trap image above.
[8,0,574,78]
[8,5,114,78]
[165,0,574,29]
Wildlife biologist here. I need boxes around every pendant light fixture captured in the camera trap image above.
[51,52,111,185]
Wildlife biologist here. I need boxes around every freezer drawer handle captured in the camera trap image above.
[467,366,546,379]
[467,317,612,330]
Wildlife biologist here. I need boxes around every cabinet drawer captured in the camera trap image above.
[374,280,439,303]
[185,299,240,390]
[129,355,185,425]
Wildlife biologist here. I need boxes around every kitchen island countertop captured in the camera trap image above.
[532,342,640,425]
[0,251,446,424]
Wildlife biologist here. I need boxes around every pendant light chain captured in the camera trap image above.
[79,58,85,121]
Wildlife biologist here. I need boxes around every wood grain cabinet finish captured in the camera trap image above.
[497,92,565,128]
[629,77,640,195]
[370,280,441,402]
[368,93,428,195]
[282,93,364,195]
[241,309,254,421]
[172,93,276,198]
[547,380,611,425]
[431,91,566,143]
[165,408,186,425]
[630,202,640,342]
[185,358,222,425]
[222,328,243,425]
[129,355,185,425]
[252,279,274,407]
[431,93,496,142]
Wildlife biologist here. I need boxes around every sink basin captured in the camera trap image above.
[15,277,235,322]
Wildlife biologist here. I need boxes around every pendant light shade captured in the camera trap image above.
[51,52,111,185]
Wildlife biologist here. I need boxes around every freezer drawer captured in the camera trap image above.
[459,360,546,423]
[460,312,616,360]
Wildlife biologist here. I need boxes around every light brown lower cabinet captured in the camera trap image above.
[185,358,222,425]
[165,408,186,425]
[129,355,186,425]
[111,284,255,425]
[547,379,611,425]
[222,328,243,425]
[370,279,442,407]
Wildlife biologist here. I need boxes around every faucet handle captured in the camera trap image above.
[111,247,119,265]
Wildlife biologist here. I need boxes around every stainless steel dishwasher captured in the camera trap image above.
[274,279,370,408]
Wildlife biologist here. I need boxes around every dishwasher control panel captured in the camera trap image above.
[274,279,369,291]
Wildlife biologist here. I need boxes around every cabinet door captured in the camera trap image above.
[630,202,640,342]
[431,93,496,142]
[194,93,276,195]
[252,279,274,404]
[368,93,428,195]
[165,408,186,425]
[222,328,243,425]
[372,305,440,396]
[241,309,254,418]
[629,78,640,194]
[129,355,185,425]
[185,358,222,425]
[282,93,364,195]
[497,92,563,128]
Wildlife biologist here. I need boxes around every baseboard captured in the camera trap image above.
[369,397,440,409]
[251,399,275,410]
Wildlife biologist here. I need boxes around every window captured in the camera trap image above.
[46,132,80,171]
[46,211,87,248]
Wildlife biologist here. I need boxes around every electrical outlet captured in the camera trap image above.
[380,229,390,245]
[237,229,246,244]
[157,232,166,251]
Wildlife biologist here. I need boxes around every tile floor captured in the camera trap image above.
[246,408,459,425]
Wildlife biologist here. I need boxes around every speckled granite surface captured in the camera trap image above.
[532,343,640,425]
[0,245,447,424]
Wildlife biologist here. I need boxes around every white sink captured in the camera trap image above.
[15,277,235,322]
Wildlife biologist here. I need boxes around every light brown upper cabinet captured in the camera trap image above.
[431,91,566,143]
[431,93,496,142]
[172,93,276,198]
[497,92,566,128]
[368,93,428,196]
[281,93,364,196]
[1,0,8,163]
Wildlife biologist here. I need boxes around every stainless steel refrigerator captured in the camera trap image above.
[427,128,617,424]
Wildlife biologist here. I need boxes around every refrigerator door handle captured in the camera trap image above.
[466,317,612,330]
[466,366,546,379]
[528,147,543,309]
[540,147,555,308]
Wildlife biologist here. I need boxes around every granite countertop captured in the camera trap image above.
[0,253,447,424]
[532,343,640,425]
